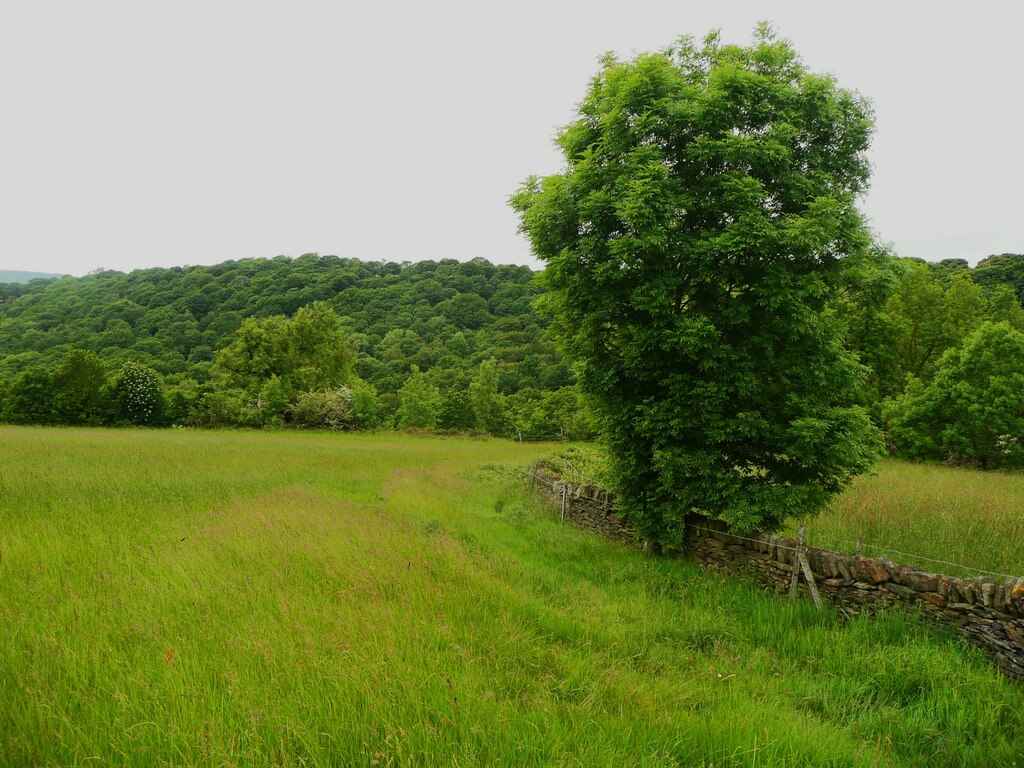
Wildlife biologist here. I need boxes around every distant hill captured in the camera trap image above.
[0,255,580,432]
[0,270,64,284]
[0,251,1020,435]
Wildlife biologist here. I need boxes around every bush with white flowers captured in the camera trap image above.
[113,362,165,425]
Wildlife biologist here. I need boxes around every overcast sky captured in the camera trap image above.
[1,1,1021,277]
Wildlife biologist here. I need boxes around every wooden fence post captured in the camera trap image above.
[789,526,805,600]
[789,525,822,609]
[798,549,822,610]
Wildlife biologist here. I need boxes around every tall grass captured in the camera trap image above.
[786,458,1024,579]
[2,427,1022,766]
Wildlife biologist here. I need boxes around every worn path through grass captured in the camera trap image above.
[2,427,1023,767]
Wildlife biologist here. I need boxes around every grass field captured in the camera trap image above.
[2,426,1023,766]
[787,459,1024,579]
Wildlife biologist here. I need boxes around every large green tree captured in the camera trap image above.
[884,322,1024,468]
[215,301,356,419]
[2,366,56,424]
[52,349,107,425]
[513,27,882,539]
[396,366,439,430]
[469,358,507,435]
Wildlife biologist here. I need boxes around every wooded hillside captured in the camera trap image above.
[1,252,1022,456]
[0,255,584,435]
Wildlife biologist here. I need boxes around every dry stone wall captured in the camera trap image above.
[531,467,1024,680]
[532,467,636,546]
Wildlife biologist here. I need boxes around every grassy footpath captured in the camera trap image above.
[2,426,1023,766]
[787,459,1024,579]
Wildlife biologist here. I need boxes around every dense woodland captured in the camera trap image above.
[1,251,1023,464]
[0,255,586,438]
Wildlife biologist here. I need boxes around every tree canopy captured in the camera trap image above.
[513,27,883,538]
[884,322,1024,468]
[0,255,590,436]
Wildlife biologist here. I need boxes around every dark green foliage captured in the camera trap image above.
[437,387,476,431]
[349,379,384,430]
[926,258,970,282]
[834,246,904,411]
[2,237,1018,450]
[439,293,493,329]
[986,284,1024,328]
[888,262,971,380]
[52,350,107,425]
[838,253,1024,448]
[0,255,569,432]
[216,302,354,394]
[884,322,1024,467]
[971,253,1024,303]
[3,367,56,425]
[507,387,596,441]
[513,28,884,537]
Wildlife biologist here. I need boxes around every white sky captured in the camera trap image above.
[1,0,1021,276]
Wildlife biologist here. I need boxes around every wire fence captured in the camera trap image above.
[823,537,1017,580]
[528,467,1020,581]
[686,524,804,554]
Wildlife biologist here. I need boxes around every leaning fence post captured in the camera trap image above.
[798,549,822,610]
[560,486,567,522]
[789,526,805,600]
[788,525,821,609]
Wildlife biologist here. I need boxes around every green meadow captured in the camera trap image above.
[2,426,1023,767]
[789,459,1024,579]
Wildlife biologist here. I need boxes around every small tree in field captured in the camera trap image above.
[469,358,507,435]
[396,366,439,430]
[513,27,882,540]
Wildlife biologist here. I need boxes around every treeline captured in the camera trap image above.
[841,251,1024,467]
[0,255,592,438]
[1,251,1023,465]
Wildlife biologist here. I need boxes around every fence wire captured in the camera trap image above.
[528,469,1019,581]
[825,538,1017,580]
